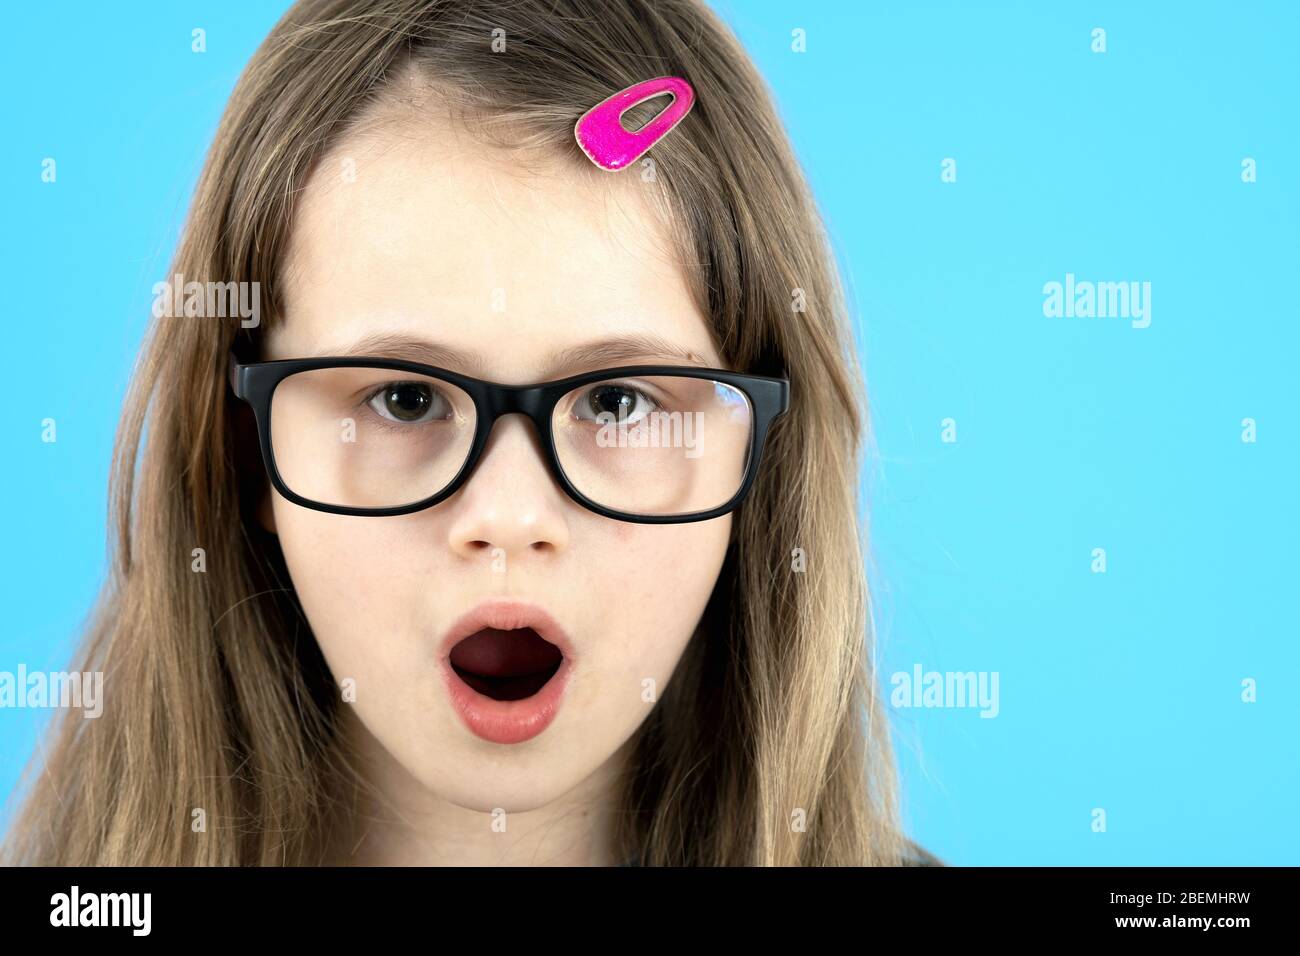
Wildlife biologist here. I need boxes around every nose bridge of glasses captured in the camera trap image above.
[469,383,562,485]
[481,381,556,432]
[468,384,565,494]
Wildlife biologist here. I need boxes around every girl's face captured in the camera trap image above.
[260,108,730,834]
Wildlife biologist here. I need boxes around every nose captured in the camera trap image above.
[444,414,571,563]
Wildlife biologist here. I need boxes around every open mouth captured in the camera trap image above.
[448,627,565,702]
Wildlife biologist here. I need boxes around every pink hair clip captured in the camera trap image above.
[574,76,695,172]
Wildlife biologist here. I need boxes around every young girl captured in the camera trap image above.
[3,0,937,867]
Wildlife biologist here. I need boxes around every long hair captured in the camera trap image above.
[3,0,918,866]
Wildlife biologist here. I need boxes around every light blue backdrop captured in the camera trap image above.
[1,1,1295,864]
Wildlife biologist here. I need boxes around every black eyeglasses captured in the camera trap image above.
[228,352,789,524]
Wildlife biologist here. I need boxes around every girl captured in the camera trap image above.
[3,0,937,867]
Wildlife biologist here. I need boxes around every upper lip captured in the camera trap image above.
[438,598,576,663]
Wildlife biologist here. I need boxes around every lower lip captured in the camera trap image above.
[440,654,574,745]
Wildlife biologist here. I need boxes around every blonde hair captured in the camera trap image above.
[3,0,925,866]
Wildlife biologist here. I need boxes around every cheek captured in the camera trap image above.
[270,499,428,664]
[592,516,731,688]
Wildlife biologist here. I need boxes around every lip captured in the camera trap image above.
[437,599,576,745]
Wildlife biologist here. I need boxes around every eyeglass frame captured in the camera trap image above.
[227,351,791,524]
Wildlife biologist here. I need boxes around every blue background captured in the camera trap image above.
[2,1,1295,864]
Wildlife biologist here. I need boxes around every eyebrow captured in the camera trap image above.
[319,330,717,379]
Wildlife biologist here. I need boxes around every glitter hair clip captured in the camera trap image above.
[574,76,695,172]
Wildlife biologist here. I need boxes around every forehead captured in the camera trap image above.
[271,104,719,380]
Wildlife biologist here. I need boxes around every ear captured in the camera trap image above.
[257,481,278,536]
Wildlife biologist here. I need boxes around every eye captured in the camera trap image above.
[365,381,449,424]
[575,383,658,425]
